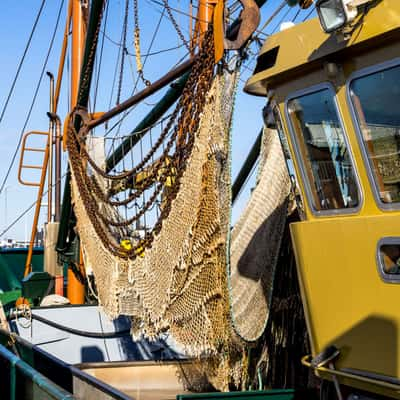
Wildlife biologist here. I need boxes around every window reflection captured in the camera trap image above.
[380,244,400,276]
[287,88,359,211]
[271,106,305,218]
[350,65,400,204]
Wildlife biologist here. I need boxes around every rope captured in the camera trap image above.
[104,5,166,139]
[0,0,65,196]
[30,313,130,338]
[0,0,46,129]
[258,0,287,35]
[0,172,67,238]
[133,0,152,86]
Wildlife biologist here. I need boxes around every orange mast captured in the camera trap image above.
[67,0,86,304]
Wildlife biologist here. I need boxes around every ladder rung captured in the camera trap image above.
[24,147,46,152]
[21,165,43,170]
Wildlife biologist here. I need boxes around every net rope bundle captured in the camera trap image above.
[70,66,239,356]
[229,127,291,342]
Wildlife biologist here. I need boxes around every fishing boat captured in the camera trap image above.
[1,0,399,399]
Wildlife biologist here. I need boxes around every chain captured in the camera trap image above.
[76,104,180,181]
[68,28,215,259]
[116,0,129,105]
[163,0,191,52]
[77,3,105,103]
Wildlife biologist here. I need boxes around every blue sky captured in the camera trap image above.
[0,0,315,240]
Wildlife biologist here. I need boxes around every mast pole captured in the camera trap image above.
[71,0,85,109]
[47,72,54,223]
[53,0,73,223]
[197,0,216,39]
[67,0,87,304]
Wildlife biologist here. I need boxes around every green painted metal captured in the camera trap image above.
[56,170,75,255]
[0,344,75,399]
[286,0,301,6]
[22,272,53,303]
[177,389,296,399]
[231,130,262,203]
[0,247,45,311]
[0,290,21,312]
[0,247,44,291]
[0,256,19,291]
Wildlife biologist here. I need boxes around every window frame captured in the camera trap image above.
[272,103,306,219]
[285,82,362,216]
[347,57,400,211]
[376,237,400,284]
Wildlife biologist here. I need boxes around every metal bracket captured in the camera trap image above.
[224,0,261,50]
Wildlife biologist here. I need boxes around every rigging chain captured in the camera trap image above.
[116,0,130,104]
[67,28,215,259]
[78,3,105,104]
[162,0,191,52]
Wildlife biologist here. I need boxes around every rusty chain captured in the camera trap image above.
[162,0,191,52]
[116,0,129,105]
[77,2,105,103]
[67,28,215,259]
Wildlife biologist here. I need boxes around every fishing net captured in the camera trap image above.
[68,30,240,356]
[229,127,291,342]
[67,19,292,388]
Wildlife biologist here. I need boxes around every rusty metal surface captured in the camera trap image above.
[87,57,195,130]
[224,0,260,50]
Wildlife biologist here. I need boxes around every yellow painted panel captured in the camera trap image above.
[245,0,400,96]
[291,214,400,380]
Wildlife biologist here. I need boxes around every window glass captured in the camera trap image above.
[378,239,400,283]
[380,244,400,276]
[350,65,400,204]
[287,88,359,211]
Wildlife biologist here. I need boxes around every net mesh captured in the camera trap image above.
[69,30,291,388]
[70,70,238,356]
[229,127,290,342]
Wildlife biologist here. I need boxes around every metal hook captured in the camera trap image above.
[224,0,261,50]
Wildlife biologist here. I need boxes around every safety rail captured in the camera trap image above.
[301,355,400,393]
[177,390,296,399]
[0,344,75,400]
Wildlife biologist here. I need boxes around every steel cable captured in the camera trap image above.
[0,0,46,128]
[0,0,65,196]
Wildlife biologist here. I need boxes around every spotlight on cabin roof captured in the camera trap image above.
[316,0,372,33]
[286,0,314,9]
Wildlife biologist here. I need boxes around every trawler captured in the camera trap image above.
[1,0,399,399]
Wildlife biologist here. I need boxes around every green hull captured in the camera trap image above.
[0,247,44,310]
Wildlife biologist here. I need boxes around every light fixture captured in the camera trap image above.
[316,0,358,33]
[286,0,314,9]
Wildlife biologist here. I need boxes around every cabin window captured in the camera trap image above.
[349,63,400,205]
[377,238,400,283]
[287,87,359,212]
[271,105,305,218]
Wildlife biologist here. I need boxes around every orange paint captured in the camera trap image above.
[68,0,86,304]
